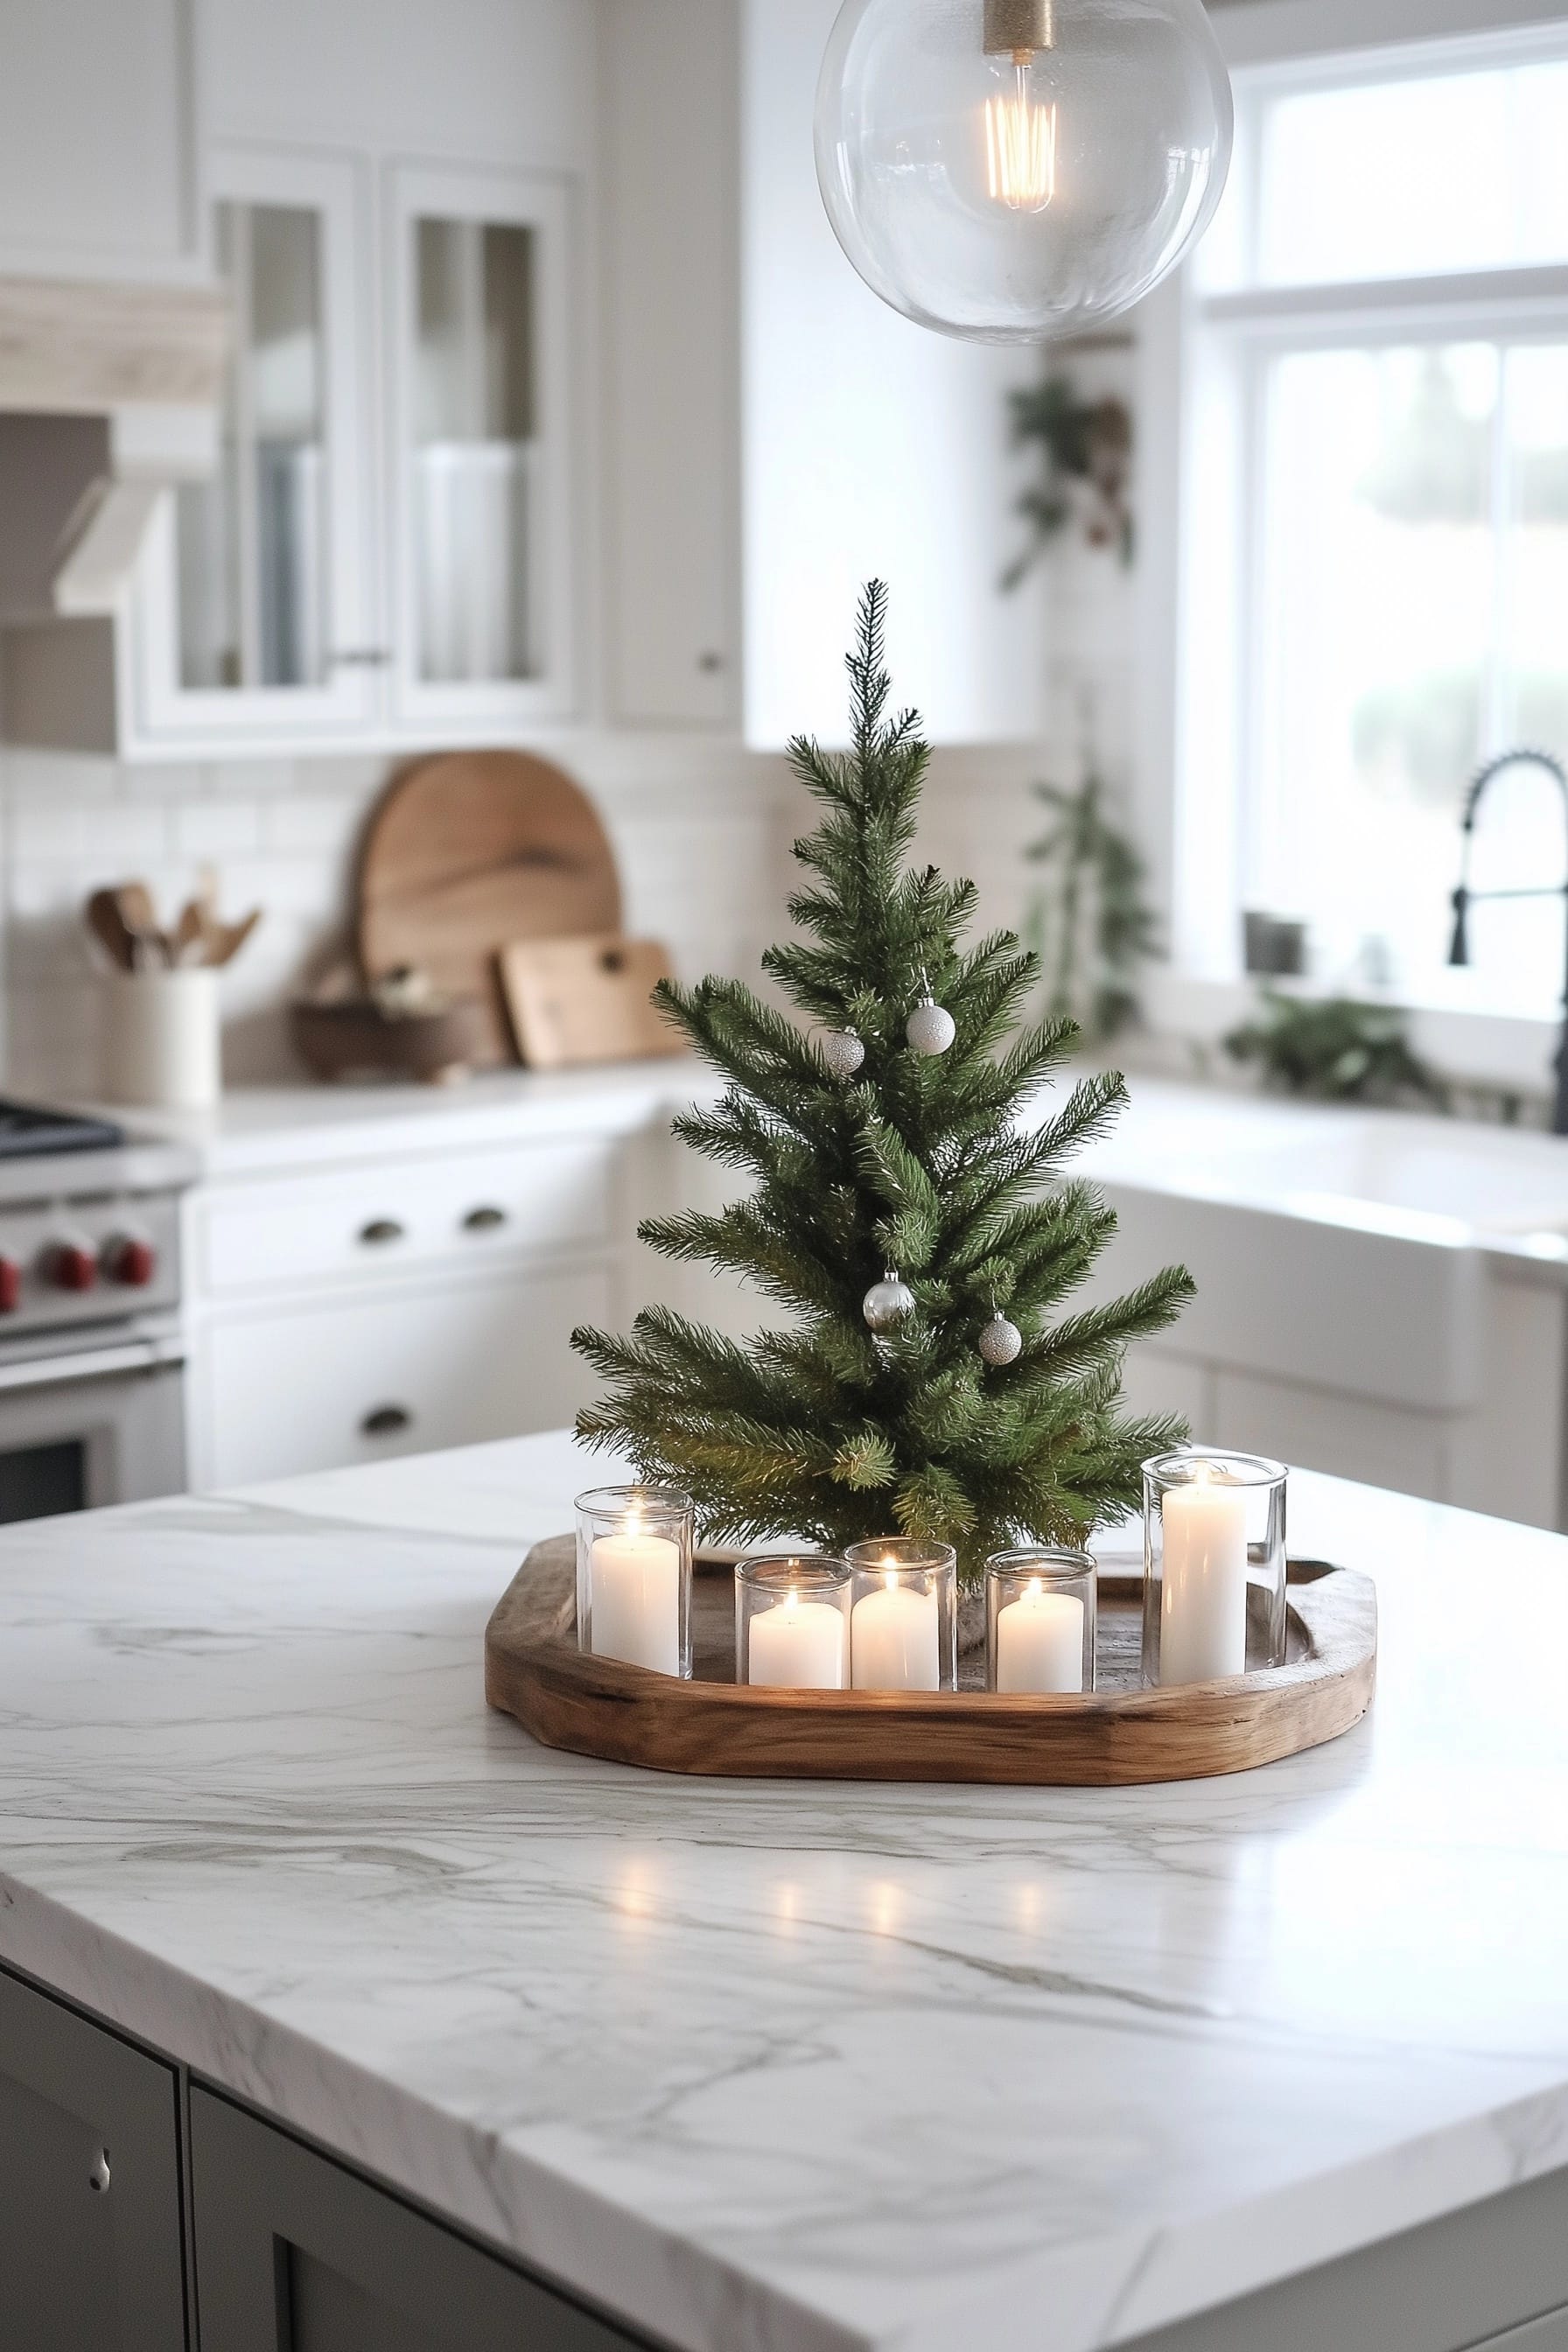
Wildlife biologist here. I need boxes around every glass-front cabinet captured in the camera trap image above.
[388,163,575,730]
[131,146,377,744]
[120,151,575,751]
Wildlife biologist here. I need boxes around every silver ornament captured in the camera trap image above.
[863,1271,916,1332]
[906,998,956,1056]
[820,1026,866,1080]
[978,1313,1023,1367]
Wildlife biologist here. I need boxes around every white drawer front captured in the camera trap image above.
[203,1261,612,1488]
[198,1139,614,1298]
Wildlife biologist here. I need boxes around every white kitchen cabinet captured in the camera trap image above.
[599,0,740,728]
[386,162,578,732]
[183,1103,638,1491]
[128,144,378,748]
[200,1260,609,1487]
[196,1135,612,1298]
[0,0,205,283]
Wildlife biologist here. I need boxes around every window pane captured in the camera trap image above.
[176,201,328,691]
[411,216,539,684]
[1256,58,1568,286]
[1250,340,1568,1012]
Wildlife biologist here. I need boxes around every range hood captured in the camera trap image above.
[0,274,228,618]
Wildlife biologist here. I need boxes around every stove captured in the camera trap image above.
[0,1099,125,1158]
[0,1100,198,1519]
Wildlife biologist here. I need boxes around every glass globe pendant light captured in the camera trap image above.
[814,0,1234,346]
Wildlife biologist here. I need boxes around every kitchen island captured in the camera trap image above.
[2,1429,1567,2352]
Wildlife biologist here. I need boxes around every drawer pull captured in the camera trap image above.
[463,1205,508,1233]
[88,2150,111,2194]
[359,1219,406,1247]
[361,1404,412,1438]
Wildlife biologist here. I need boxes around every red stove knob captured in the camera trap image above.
[0,1255,20,1313]
[45,1239,98,1293]
[105,1235,157,1288]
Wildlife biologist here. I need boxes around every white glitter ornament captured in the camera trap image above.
[978,1312,1023,1367]
[906,995,956,1057]
[820,1026,866,1080]
[862,1270,916,1332]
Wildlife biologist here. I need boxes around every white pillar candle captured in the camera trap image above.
[851,1572,939,1690]
[1160,1473,1250,1684]
[996,1578,1085,1693]
[747,1587,847,1689]
[591,1522,681,1674]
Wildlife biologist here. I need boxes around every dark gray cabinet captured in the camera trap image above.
[1121,2161,1568,2352]
[190,2087,646,2351]
[0,1964,187,2352]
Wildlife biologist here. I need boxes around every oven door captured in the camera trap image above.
[0,1338,186,1521]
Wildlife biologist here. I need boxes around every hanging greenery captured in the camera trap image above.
[1025,769,1158,1044]
[1003,373,1134,587]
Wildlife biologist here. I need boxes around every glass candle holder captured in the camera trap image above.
[845,1538,957,1691]
[574,1485,693,1679]
[985,1550,1096,1694]
[1141,1451,1287,1688]
[735,1555,851,1690]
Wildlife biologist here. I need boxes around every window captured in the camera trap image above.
[1180,34,1568,1018]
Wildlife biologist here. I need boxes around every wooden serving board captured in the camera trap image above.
[484,1540,1377,1787]
[357,751,621,1067]
[499,934,680,1069]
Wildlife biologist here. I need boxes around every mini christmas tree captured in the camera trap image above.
[572,584,1194,1585]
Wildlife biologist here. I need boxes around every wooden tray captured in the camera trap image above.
[484,1539,1377,1787]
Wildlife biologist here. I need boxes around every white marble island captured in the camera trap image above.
[2,1431,1568,2352]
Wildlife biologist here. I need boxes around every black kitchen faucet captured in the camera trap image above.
[1449,747,1568,1137]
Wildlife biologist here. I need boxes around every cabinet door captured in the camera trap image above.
[387,163,577,731]
[0,0,202,281]
[202,1258,612,1487]
[1214,1368,1447,1503]
[131,145,378,746]
[601,0,739,726]
[0,1965,186,2352]
[191,2088,643,2351]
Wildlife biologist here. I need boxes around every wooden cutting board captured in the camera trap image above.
[500,934,680,1068]
[357,751,621,1066]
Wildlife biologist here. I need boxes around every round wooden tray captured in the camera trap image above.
[484,1539,1377,1787]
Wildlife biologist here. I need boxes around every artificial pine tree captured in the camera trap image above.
[572,584,1194,1587]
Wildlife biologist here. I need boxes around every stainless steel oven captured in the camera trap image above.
[0,1111,194,1522]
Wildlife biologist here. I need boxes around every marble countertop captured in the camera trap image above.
[1,1432,1566,2351]
[86,1060,722,1180]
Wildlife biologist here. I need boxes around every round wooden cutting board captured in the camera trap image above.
[357,751,622,1065]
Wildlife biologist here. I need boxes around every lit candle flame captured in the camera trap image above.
[786,1586,800,1615]
[1027,1576,1044,1600]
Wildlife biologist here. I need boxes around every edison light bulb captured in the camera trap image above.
[815,0,1233,346]
[984,57,1057,214]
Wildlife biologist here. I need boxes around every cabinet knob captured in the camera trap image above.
[462,1205,508,1233]
[88,2150,111,2194]
[359,1219,406,1247]
[361,1404,412,1438]
[697,650,725,674]
[328,647,393,668]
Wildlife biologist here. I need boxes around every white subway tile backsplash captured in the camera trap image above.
[172,802,264,860]
[2,723,1066,1095]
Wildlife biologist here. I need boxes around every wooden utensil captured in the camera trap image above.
[85,889,138,971]
[357,752,621,1066]
[206,908,262,968]
[108,880,168,968]
[499,934,678,1069]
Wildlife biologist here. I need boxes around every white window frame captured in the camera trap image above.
[1140,0,1568,1095]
